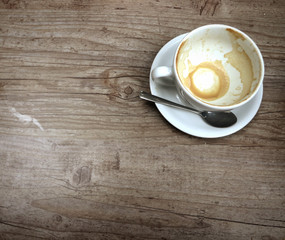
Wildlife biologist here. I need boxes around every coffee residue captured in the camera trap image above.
[186,61,229,101]
[224,31,254,100]
[226,28,246,41]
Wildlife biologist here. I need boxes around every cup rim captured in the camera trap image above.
[173,24,265,111]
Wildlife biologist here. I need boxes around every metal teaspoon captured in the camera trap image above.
[139,91,237,128]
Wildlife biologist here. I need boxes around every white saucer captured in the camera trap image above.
[149,34,263,138]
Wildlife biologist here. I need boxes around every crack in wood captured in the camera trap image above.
[141,206,285,229]
[0,220,58,239]
[200,0,221,16]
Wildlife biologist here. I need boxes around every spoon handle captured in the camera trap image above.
[139,91,199,115]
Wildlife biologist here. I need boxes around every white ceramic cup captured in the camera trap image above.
[151,24,264,111]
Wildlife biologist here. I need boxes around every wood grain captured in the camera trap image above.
[0,0,285,239]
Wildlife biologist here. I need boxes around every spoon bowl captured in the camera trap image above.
[140,91,237,128]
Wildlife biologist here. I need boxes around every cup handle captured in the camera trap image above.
[151,66,175,86]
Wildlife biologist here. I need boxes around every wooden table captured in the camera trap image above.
[0,0,284,239]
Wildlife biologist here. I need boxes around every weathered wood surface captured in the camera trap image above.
[0,0,284,239]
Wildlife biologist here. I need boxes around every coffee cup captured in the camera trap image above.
[151,24,264,111]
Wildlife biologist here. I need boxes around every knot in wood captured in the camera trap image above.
[124,86,133,95]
